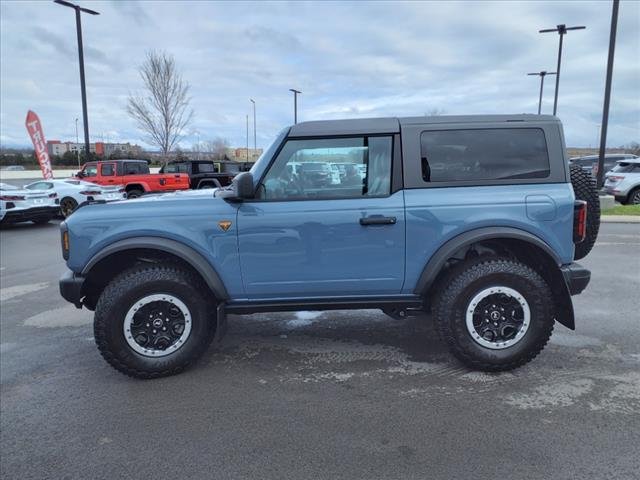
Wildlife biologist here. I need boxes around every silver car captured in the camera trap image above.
[0,182,59,225]
[603,158,640,205]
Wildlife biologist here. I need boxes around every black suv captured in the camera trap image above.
[160,159,252,189]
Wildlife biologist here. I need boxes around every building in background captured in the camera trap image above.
[228,148,263,162]
[46,140,143,158]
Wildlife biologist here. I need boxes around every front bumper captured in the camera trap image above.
[59,270,85,308]
[561,262,591,295]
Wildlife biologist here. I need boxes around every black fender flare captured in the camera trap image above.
[82,236,229,300]
[414,227,574,330]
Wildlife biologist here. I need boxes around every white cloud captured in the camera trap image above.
[0,0,638,150]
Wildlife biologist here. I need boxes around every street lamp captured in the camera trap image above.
[249,99,256,158]
[596,0,620,189]
[75,117,80,168]
[54,0,99,158]
[245,114,249,162]
[289,89,301,124]
[539,24,586,116]
[527,71,557,114]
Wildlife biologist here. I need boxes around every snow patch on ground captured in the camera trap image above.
[24,305,92,328]
[504,379,595,409]
[1,282,49,302]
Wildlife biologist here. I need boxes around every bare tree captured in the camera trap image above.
[127,50,193,156]
[204,137,230,160]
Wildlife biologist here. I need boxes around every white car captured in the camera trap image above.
[23,179,127,218]
[0,182,59,225]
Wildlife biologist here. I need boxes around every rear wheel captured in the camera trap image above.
[60,197,78,218]
[570,163,600,260]
[126,189,144,199]
[94,264,216,379]
[433,257,554,371]
[627,187,640,205]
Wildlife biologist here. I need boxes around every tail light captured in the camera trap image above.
[118,188,126,193]
[573,200,587,243]
[48,193,57,198]
[79,190,101,195]
[607,175,625,182]
[0,195,26,201]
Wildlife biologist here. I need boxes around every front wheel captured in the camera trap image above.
[126,189,144,199]
[433,258,554,371]
[94,265,216,379]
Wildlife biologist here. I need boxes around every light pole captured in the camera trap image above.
[246,114,249,162]
[527,71,557,114]
[289,89,301,124]
[539,24,586,116]
[54,0,99,158]
[75,117,80,168]
[596,0,620,189]
[249,99,256,159]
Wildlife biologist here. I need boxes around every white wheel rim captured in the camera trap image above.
[123,294,192,357]
[465,286,531,350]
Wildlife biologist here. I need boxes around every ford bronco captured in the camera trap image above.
[59,115,599,379]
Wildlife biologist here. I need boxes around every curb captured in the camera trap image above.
[601,215,640,224]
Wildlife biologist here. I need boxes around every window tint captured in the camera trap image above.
[101,163,115,176]
[124,162,148,175]
[420,128,550,182]
[611,162,640,173]
[84,165,98,177]
[196,162,215,173]
[166,163,188,174]
[259,136,392,200]
[26,182,52,190]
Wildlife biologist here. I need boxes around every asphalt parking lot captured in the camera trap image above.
[1,220,639,480]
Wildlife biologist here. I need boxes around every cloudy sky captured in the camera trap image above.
[1,0,638,151]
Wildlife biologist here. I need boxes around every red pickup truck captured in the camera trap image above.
[74,160,190,198]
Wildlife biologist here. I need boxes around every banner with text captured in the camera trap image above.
[25,110,53,179]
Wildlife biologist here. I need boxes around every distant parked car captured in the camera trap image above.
[0,182,59,225]
[603,158,640,205]
[159,159,252,189]
[569,154,638,177]
[23,179,127,218]
[1,165,26,171]
[74,159,190,198]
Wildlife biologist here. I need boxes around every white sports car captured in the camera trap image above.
[23,179,127,218]
[0,182,59,225]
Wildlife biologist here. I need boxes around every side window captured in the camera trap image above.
[258,136,392,200]
[165,163,188,174]
[84,165,98,177]
[101,163,115,176]
[124,162,142,175]
[196,162,215,173]
[420,128,550,182]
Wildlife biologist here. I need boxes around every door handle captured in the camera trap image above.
[359,216,396,226]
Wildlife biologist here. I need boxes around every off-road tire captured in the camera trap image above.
[126,189,144,199]
[570,163,600,260]
[31,218,51,225]
[433,257,554,371]
[94,264,216,379]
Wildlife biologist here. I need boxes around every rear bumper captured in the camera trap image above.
[1,206,59,224]
[59,270,85,308]
[561,262,591,295]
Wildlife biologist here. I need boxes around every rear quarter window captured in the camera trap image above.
[421,128,550,182]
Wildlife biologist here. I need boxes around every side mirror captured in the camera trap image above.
[218,172,254,202]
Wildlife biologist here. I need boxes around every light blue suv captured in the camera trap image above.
[59,115,597,378]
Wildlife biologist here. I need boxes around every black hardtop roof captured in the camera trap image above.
[86,159,149,164]
[288,114,559,137]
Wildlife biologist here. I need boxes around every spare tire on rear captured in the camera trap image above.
[570,163,600,260]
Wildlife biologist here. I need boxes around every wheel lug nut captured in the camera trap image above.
[146,323,150,327]
[153,329,157,334]
[162,327,167,331]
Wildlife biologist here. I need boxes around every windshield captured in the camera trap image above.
[249,127,290,184]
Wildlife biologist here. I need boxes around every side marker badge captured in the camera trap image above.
[218,220,232,232]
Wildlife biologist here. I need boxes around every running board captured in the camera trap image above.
[224,297,424,315]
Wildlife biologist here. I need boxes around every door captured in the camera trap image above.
[237,135,405,299]
[100,162,117,183]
